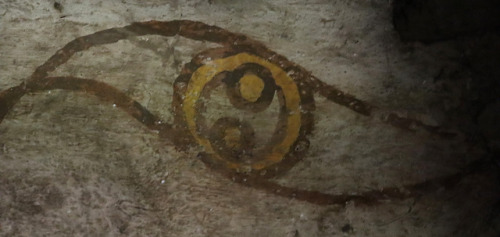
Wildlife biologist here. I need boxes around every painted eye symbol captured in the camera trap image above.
[0,20,480,206]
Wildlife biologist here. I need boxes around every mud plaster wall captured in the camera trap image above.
[0,0,498,236]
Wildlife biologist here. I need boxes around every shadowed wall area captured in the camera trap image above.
[1,0,499,236]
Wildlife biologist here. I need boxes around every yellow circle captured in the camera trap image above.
[183,53,301,171]
[239,74,264,102]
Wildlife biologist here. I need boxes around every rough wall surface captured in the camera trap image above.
[0,0,498,236]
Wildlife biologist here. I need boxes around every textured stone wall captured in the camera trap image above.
[0,0,498,236]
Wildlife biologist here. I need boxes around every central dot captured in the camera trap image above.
[239,73,264,102]
[224,127,241,149]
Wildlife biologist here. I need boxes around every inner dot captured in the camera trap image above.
[239,73,264,102]
[224,127,241,149]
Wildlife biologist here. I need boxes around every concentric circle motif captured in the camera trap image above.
[0,20,472,206]
[173,50,313,176]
